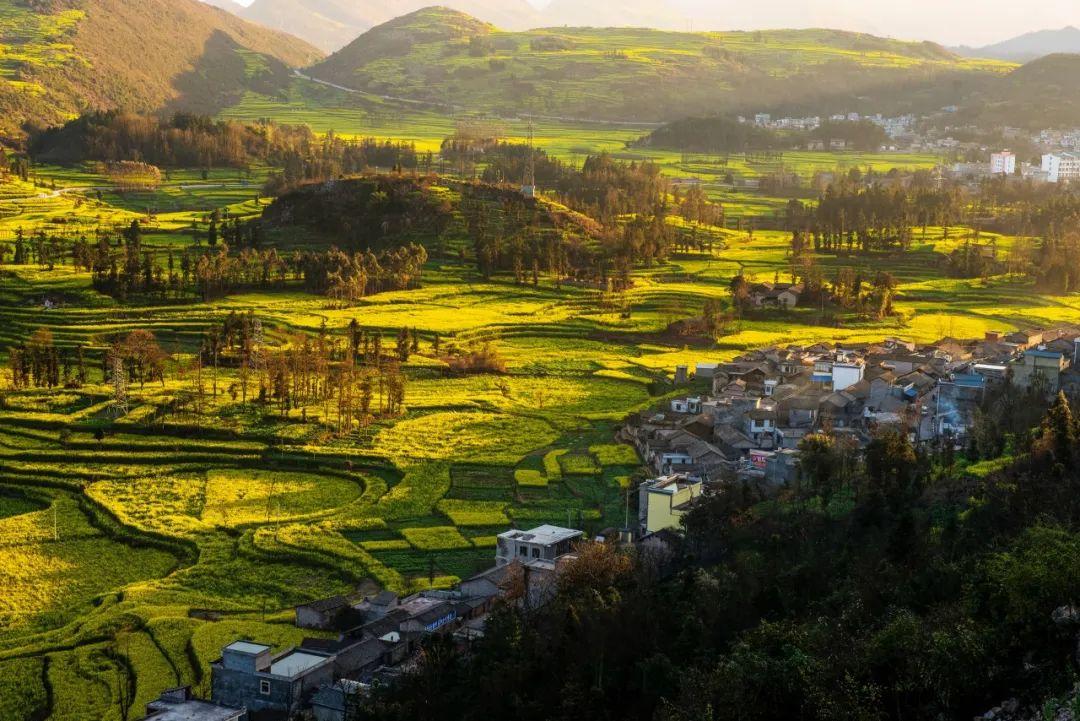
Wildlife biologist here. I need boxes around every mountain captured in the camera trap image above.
[307,8,1011,124]
[0,0,322,144]
[956,26,1080,62]
[239,0,541,52]
[953,54,1080,129]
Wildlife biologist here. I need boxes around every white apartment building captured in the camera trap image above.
[990,151,1016,175]
[1042,152,1080,183]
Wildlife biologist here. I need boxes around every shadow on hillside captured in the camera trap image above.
[165,30,293,116]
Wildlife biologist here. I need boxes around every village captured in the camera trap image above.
[628,326,1080,494]
[138,324,1080,721]
[141,525,597,721]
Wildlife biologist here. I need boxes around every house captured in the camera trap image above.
[143,687,246,721]
[496,525,582,568]
[311,680,365,721]
[774,426,809,450]
[748,283,803,309]
[298,637,388,681]
[819,391,860,427]
[670,396,702,414]
[780,393,822,428]
[649,429,728,477]
[1012,349,1068,393]
[715,424,756,458]
[353,590,399,620]
[211,642,334,719]
[1006,330,1044,349]
[638,474,703,535]
[713,362,769,395]
[972,363,1009,385]
[295,596,358,631]
[399,600,458,635]
[743,407,777,444]
[830,357,865,391]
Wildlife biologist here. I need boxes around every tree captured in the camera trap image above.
[863,427,918,509]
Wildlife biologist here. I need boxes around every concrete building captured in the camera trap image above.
[1043,152,1080,183]
[638,474,703,535]
[496,525,582,567]
[1011,349,1068,393]
[211,641,334,719]
[831,357,866,392]
[990,150,1016,175]
[143,687,246,721]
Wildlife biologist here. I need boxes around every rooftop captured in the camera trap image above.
[268,650,330,678]
[144,699,244,721]
[223,641,270,656]
[498,525,582,546]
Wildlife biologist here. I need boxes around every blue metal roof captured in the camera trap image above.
[1026,350,1064,360]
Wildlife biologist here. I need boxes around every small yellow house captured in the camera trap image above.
[638,475,703,536]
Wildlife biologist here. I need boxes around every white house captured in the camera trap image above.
[831,358,865,391]
[990,151,1016,175]
[496,526,583,567]
[1043,152,1080,183]
[670,397,702,414]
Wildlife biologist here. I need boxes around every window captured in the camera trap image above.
[519,545,527,556]
[532,547,540,558]
[260,680,271,696]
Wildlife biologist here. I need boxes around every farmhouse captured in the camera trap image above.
[638,474,704,535]
[295,595,360,631]
[211,642,334,719]
[1011,348,1068,392]
[748,282,803,308]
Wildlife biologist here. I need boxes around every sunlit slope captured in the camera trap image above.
[308,7,1014,122]
[0,0,322,142]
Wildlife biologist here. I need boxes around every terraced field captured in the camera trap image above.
[3,142,1078,720]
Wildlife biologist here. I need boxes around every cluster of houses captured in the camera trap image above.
[142,526,587,721]
[624,328,1080,490]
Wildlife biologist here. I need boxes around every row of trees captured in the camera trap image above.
[807,182,962,252]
